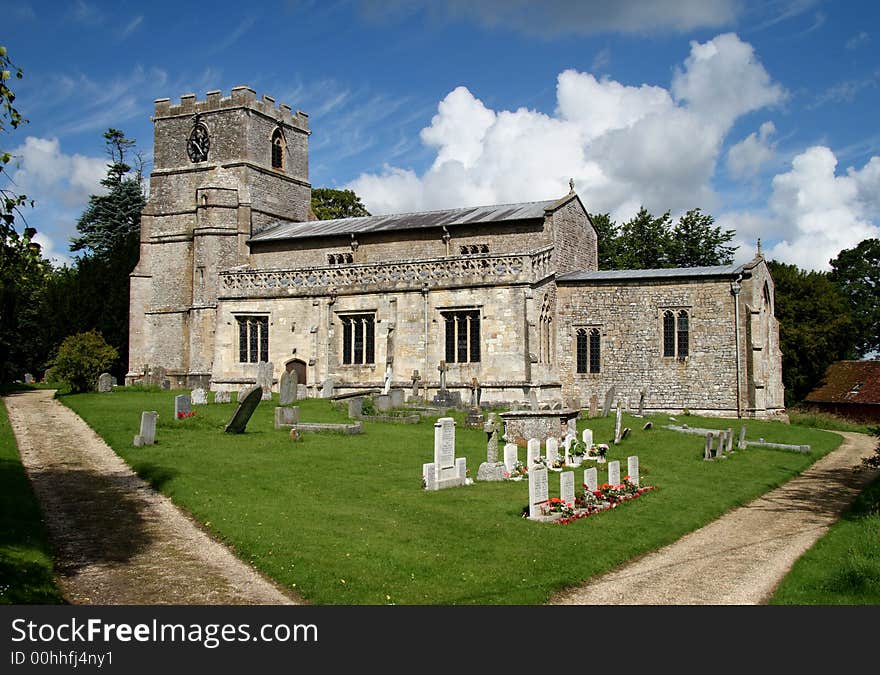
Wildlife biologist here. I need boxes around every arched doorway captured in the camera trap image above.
[285,358,307,385]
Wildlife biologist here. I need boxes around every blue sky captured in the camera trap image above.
[4,0,879,269]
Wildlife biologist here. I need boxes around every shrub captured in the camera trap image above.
[51,331,118,393]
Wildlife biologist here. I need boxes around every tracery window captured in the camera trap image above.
[443,310,480,363]
[663,309,689,358]
[237,316,269,363]
[271,128,284,169]
[576,328,601,373]
[341,314,375,365]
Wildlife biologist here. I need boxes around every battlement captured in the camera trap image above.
[154,86,308,130]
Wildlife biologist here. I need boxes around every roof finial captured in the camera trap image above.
[757,237,762,256]
[568,177,575,194]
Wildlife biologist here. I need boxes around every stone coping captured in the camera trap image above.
[501,409,580,418]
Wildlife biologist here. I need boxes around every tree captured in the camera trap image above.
[51,330,118,393]
[311,188,370,220]
[828,238,880,357]
[616,207,672,270]
[667,208,736,267]
[589,212,620,270]
[767,260,857,405]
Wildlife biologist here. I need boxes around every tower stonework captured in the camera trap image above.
[127,86,311,386]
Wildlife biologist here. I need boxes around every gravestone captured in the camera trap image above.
[607,460,621,487]
[643,421,653,430]
[237,386,250,403]
[621,427,631,441]
[410,370,422,400]
[637,387,649,416]
[374,394,392,412]
[257,361,274,400]
[528,466,550,519]
[274,406,300,429]
[322,378,334,398]
[527,438,541,467]
[24,373,34,384]
[214,390,231,404]
[613,401,623,444]
[383,365,393,395]
[725,428,734,453]
[529,389,539,411]
[470,378,480,408]
[477,413,506,481]
[704,433,714,461]
[737,425,747,450]
[627,456,639,486]
[279,369,298,405]
[563,434,576,464]
[584,467,598,493]
[174,394,192,420]
[423,417,467,490]
[716,430,728,458]
[567,416,577,437]
[224,386,263,433]
[432,361,458,406]
[545,437,559,464]
[602,386,616,417]
[348,397,364,418]
[582,428,593,448]
[137,411,157,446]
[97,373,113,393]
[390,388,405,408]
[191,387,208,405]
[503,443,519,474]
[296,384,308,399]
[560,471,575,506]
[589,394,599,418]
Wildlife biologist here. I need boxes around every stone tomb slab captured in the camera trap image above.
[224,386,263,434]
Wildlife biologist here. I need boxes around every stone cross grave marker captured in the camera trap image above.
[411,370,421,399]
[602,386,616,417]
[560,471,575,506]
[136,411,157,446]
[279,369,298,405]
[608,460,621,486]
[589,394,599,418]
[614,401,623,444]
[627,456,639,486]
[545,437,559,465]
[437,361,447,392]
[737,425,747,450]
[584,466,598,493]
[485,413,500,463]
[527,438,541,467]
[257,361,274,400]
[174,394,192,420]
[191,387,208,405]
[704,433,714,461]
[529,466,550,519]
[582,428,593,448]
[214,390,231,404]
[97,373,113,393]
[224,386,263,434]
[503,444,518,474]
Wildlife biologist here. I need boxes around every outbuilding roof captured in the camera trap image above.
[249,199,559,243]
[805,360,880,405]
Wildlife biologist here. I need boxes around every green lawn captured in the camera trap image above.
[61,389,844,605]
[770,472,880,605]
[0,394,64,604]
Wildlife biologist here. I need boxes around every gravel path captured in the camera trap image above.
[550,431,878,605]
[4,390,299,605]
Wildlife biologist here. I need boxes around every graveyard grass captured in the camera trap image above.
[0,389,64,604]
[770,473,880,605]
[62,391,845,605]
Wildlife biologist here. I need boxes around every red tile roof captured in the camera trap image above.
[805,360,880,405]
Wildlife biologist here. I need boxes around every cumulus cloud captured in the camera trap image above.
[727,121,777,178]
[349,33,786,223]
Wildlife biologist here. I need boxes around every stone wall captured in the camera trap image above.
[546,195,597,274]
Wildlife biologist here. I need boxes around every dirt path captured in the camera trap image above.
[4,389,298,605]
[550,431,878,605]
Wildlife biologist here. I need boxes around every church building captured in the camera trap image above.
[127,86,785,418]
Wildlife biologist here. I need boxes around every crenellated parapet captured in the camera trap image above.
[219,246,556,298]
[153,85,309,133]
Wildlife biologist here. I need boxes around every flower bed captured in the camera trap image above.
[522,477,656,524]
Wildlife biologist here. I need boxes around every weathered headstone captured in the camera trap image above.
[23,373,34,384]
[322,378,334,398]
[423,417,467,490]
[607,460,621,487]
[191,387,208,405]
[589,394,599,418]
[613,401,623,444]
[560,471,575,506]
[97,372,113,393]
[348,397,364,418]
[637,387,649,416]
[410,370,422,400]
[704,433,714,461]
[528,466,550,518]
[174,394,192,420]
[602,386,616,417]
[545,437,559,464]
[214,390,231,404]
[527,438,541,467]
[274,406,300,429]
[224,386,262,433]
[138,411,157,446]
[477,413,506,481]
[725,428,734,453]
[584,467,598,493]
[529,388,539,410]
[279,369,298,405]
[621,427,631,441]
[296,384,307,399]
[582,428,593,448]
[374,394,392,412]
[390,388,405,408]
[627,456,639,486]
[643,421,653,430]
[737,425,747,450]
[502,444,519,475]
[257,361,274,400]
[716,430,728,458]
[237,386,250,403]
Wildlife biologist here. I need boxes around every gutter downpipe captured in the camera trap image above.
[731,274,743,418]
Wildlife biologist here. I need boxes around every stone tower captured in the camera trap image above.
[127,86,311,386]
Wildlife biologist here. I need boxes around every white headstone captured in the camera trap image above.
[582,428,593,448]
[608,460,621,486]
[627,456,639,486]
[191,387,208,405]
[503,444,518,473]
[527,438,541,467]
[434,417,456,476]
[139,411,157,445]
[560,471,575,506]
[529,467,549,518]
[545,437,559,464]
[584,467,598,492]
[174,394,192,419]
[257,361,274,400]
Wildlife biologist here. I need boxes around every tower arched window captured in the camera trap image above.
[271,128,284,169]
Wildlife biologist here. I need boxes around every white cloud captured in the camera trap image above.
[846,31,869,50]
[10,136,107,208]
[32,232,73,268]
[765,146,880,270]
[349,33,786,223]
[727,121,777,178]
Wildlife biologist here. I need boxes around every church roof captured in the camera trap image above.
[249,199,559,242]
[557,264,747,283]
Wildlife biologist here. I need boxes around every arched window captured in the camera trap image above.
[576,328,601,373]
[271,128,283,169]
[663,310,676,357]
[589,328,601,373]
[663,309,689,358]
[677,310,689,357]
